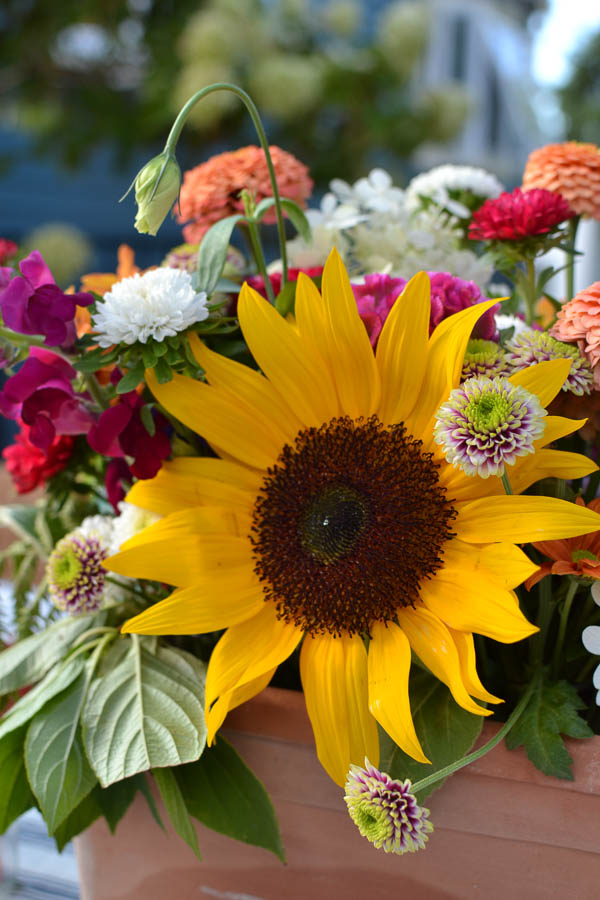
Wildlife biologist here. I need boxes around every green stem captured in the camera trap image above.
[551,579,579,679]
[164,83,288,286]
[84,373,109,410]
[565,215,580,301]
[531,575,554,668]
[523,257,537,326]
[241,223,276,305]
[412,676,537,795]
[501,470,512,495]
[0,326,47,347]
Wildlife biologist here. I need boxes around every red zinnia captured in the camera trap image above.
[0,238,17,264]
[3,422,74,494]
[468,187,573,241]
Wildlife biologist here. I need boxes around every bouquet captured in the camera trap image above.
[1,84,600,863]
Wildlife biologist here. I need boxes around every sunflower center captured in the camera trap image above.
[250,415,456,637]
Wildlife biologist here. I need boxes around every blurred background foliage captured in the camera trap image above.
[0,0,471,184]
[558,30,600,144]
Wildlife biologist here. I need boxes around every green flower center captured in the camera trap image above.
[50,546,83,589]
[466,393,509,432]
[300,484,368,564]
[351,799,393,844]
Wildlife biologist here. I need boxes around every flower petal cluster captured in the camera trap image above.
[0,348,93,451]
[344,759,433,854]
[434,376,546,478]
[461,339,507,381]
[525,498,600,588]
[92,268,209,347]
[47,516,113,614]
[177,146,313,243]
[468,188,573,241]
[551,282,600,388]
[245,266,324,301]
[352,274,407,346]
[522,142,600,220]
[406,164,504,217]
[582,582,600,705]
[0,251,93,347]
[105,251,599,787]
[2,421,74,494]
[0,238,17,264]
[505,330,593,396]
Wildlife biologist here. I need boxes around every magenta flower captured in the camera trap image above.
[352,275,407,347]
[0,250,93,347]
[0,348,93,450]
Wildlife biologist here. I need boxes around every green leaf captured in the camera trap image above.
[0,656,86,740]
[0,505,40,545]
[275,280,296,317]
[280,199,312,243]
[82,639,207,787]
[73,349,117,373]
[194,214,244,295]
[505,678,593,780]
[52,790,102,851]
[138,773,165,832]
[0,727,36,833]
[153,357,173,384]
[94,777,141,834]
[139,403,156,436]
[0,615,97,696]
[141,343,158,369]
[153,767,202,859]
[25,671,98,832]
[176,736,285,861]
[116,361,145,394]
[378,669,484,801]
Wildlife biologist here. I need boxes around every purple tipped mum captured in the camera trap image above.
[461,339,507,381]
[504,330,593,396]
[344,760,433,854]
[47,531,108,614]
[434,375,546,478]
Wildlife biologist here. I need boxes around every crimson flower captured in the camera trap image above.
[468,188,574,241]
[246,266,324,301]
[0,239,17,264]
[2,421,74,494]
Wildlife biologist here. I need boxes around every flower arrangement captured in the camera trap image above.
[1,84,600,873]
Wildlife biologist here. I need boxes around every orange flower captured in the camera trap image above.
[177,145,313,243]
[525,498,600,589]
[522,142,600,220]
[80,244,141,295]
[551,281,600,388]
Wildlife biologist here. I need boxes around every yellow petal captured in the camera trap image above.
[447,628,503,705]
[238,282,338,426]
[509,359,572,408]
[319,248,381,418]
[441,538,539,589]
[367,621,429,764]
[535,415,587,448]
[455,495,600,543]
[376,272,431,425]
[121,581,265,635]
[206,667,276,746]
[419,572,538,642]
[294,272,341,415]
[118,506,240,550]
[146,368,280,470]
[398,606,491,716]
[300,632,379,786]
[508,449,598,494]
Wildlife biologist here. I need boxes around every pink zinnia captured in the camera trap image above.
[468,187,573,241]
[551,281,600,388]
[246,267,324,300]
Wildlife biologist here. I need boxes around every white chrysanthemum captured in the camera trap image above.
[406,165,504,215]
[93,268,209,347]
[582,583,600,706]
[329,168,405,216]
[111,501,161,555]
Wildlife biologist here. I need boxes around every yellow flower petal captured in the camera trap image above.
[376,272,431,425]
[367,621,429,764]
[441,538,539,589]
[294,273,341,414]
[300,632,379,786]
[447,628,503,705]
[508,449,598,494]
[118,506,240,550]
[398,606,491,716]
[535,415,587,448]
[508,358,571,408]
[206,667,276,746]
[455,495,600,543]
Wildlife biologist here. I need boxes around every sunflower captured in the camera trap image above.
[106,249,600,786]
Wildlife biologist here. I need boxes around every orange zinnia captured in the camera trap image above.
[80,244,141,296]
[522,142,600,220]
[525,497,600,588]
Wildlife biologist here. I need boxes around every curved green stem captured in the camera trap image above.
[565,215,580,302]
[412,676,538,795]
[551,579,579,679]
[501,470,512,495]
[243,222,275,304]
[523,258,537,326]
[164,83,288,285]
[0,326,47,348]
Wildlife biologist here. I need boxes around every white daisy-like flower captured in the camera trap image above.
[582,582,600,705]
[111,501,161,555]
[330,168,405,216]
[406,165,504,215]
[93,268,209,347]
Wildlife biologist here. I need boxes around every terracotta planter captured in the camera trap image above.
[75,687,600,900]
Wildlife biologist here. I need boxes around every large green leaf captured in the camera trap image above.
[0,656,86,740]
[0,726,36,833]
[378,669,484,801]
[95,776,142,834]
[82,639,207,787]
[176,737,285,862]
[193,214,243,296]
[52,790,102,852]
[0,505,42,548]
[505,678,593,780]
[0,615,97,696]
[153,767,202,860]
[25,671,98,832]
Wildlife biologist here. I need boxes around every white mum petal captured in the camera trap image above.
[582,625,600,656]
[592,582,600,607]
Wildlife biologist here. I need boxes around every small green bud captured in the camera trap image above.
[133,152,182,236]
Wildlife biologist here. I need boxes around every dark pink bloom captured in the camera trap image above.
[105,459,132,512]
[0,250,93,347]
[0,348,93,450]
[0,239,17,265]
[352,274,407,346]
[246,266,324,300]
[468,188,574,241]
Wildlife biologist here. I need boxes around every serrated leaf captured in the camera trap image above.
[153,767,202,859]
[0,615,97,696]
[94,776,141,834]
[52,790,102,851]
[0,656,86,740]
[505,678,593,780]
[175,736,285,861]
[25,671,98,832]
[378,669,484,801]
[280,199,311,243]
[82,639,206,787]
[0,726,36,833]
[117,362,145,394]
[194,214,244,295]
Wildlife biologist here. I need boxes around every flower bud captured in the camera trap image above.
[133,152,181,236]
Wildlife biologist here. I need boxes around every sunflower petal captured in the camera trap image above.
[118,507,240,550]
[376,271,431,425]
[508,449,598,494]
[398,606,491,716]
[441,538,539,589]
[535,415,587,448]
[447,628,503,705]
[367,621,429,764]
[455,495,600,543]
[509,359,572,408]
[206,667,276,746]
